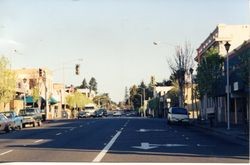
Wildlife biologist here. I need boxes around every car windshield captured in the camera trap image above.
[19,109,35,115]
[172,108,188,115]
[2,112,12,118]
[85,107,95,110]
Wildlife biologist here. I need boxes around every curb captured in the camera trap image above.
[189,124,249,146]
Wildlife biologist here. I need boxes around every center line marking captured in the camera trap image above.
[93,131,122,162]
[34,139,44,143]
[0,150,13,156]
[56,133,62,136]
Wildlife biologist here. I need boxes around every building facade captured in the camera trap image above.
[195,24,250,125]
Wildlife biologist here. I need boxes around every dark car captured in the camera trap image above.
[99,109,107,117]
[19,108,43,128]
[93,109,104,117]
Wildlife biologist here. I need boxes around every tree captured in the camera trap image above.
[31,85,40,107]
[0,56,16,110]
[238,45,250,86]
[89,77,97,93]
[129,85,141,110]
[196,48,224,124]
[168,42,194,107]
[66,91,92,118]
[196,48,224,98]
[93,93,111,109]
[79,78,88,89]
[166,76,179,107]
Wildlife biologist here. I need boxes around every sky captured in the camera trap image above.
[0,0,249,103]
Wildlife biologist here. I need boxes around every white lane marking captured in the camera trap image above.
[34,139,44,143]
[80,125,83,127]
[56,133,62,136]
[0,150,13,156]
[70,128,74,131]
[93,131,122,162]
[185,137,189,140]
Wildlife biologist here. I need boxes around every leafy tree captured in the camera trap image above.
[0,56,16,110]
[166,77,179,107]
[196,48,224,98]
[66,91,92,118]
[93,93,111,109]
[31,85,40,107]
[196,48,224,124]
[129,85,141,110]
[80,78,88,89]
[237,45,250,86]
[89,77,97,93]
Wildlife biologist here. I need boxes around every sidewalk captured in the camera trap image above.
[190,120,249,146]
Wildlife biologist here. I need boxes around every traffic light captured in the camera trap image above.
[75,64,80,75]
[39,68,43,77]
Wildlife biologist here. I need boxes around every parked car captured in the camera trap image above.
[0,113,12,133]
[113,111,122,117]
[2,111,23,130]
[167,107,190,124]
[19,108,43,128]
[100,109,108,117]
[77,111,87,119]
[62,110,69,119]
[93,109,104,118]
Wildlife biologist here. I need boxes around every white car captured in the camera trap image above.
[0,113,12,133]
[113,111,122,117]
[167,107,190,124]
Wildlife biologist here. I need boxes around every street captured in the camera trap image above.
[0,117,248,163]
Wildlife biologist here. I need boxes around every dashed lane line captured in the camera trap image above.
[34,139,44,143]
[93,131,122,162]
[0,150,13,156]
[56,133,62,136]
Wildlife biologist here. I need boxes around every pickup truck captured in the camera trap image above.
[2,111,23,130]
[19,108,43,128]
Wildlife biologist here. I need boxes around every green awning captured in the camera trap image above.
[24,96,34,104]
[49,97,58,105]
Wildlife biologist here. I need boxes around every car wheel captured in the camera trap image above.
[33,122,36,127]
[18,124,22,130]
[38,121,42,127]
[22,124,26,128]
[5,125,11,133]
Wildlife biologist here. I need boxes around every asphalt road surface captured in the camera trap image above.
[0,117,249,163]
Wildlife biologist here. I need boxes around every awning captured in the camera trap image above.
[49,97,59,105]
[23,96,45,104]
[24,96,34,104]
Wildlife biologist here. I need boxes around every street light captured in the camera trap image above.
[224,41,231,130]
[22,78,28,109]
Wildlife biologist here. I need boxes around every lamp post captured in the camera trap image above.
[189,68,194,120]
[224,41,231,130]
[22,78,28,109]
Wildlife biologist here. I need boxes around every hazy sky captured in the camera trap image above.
[0,0,249,102]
